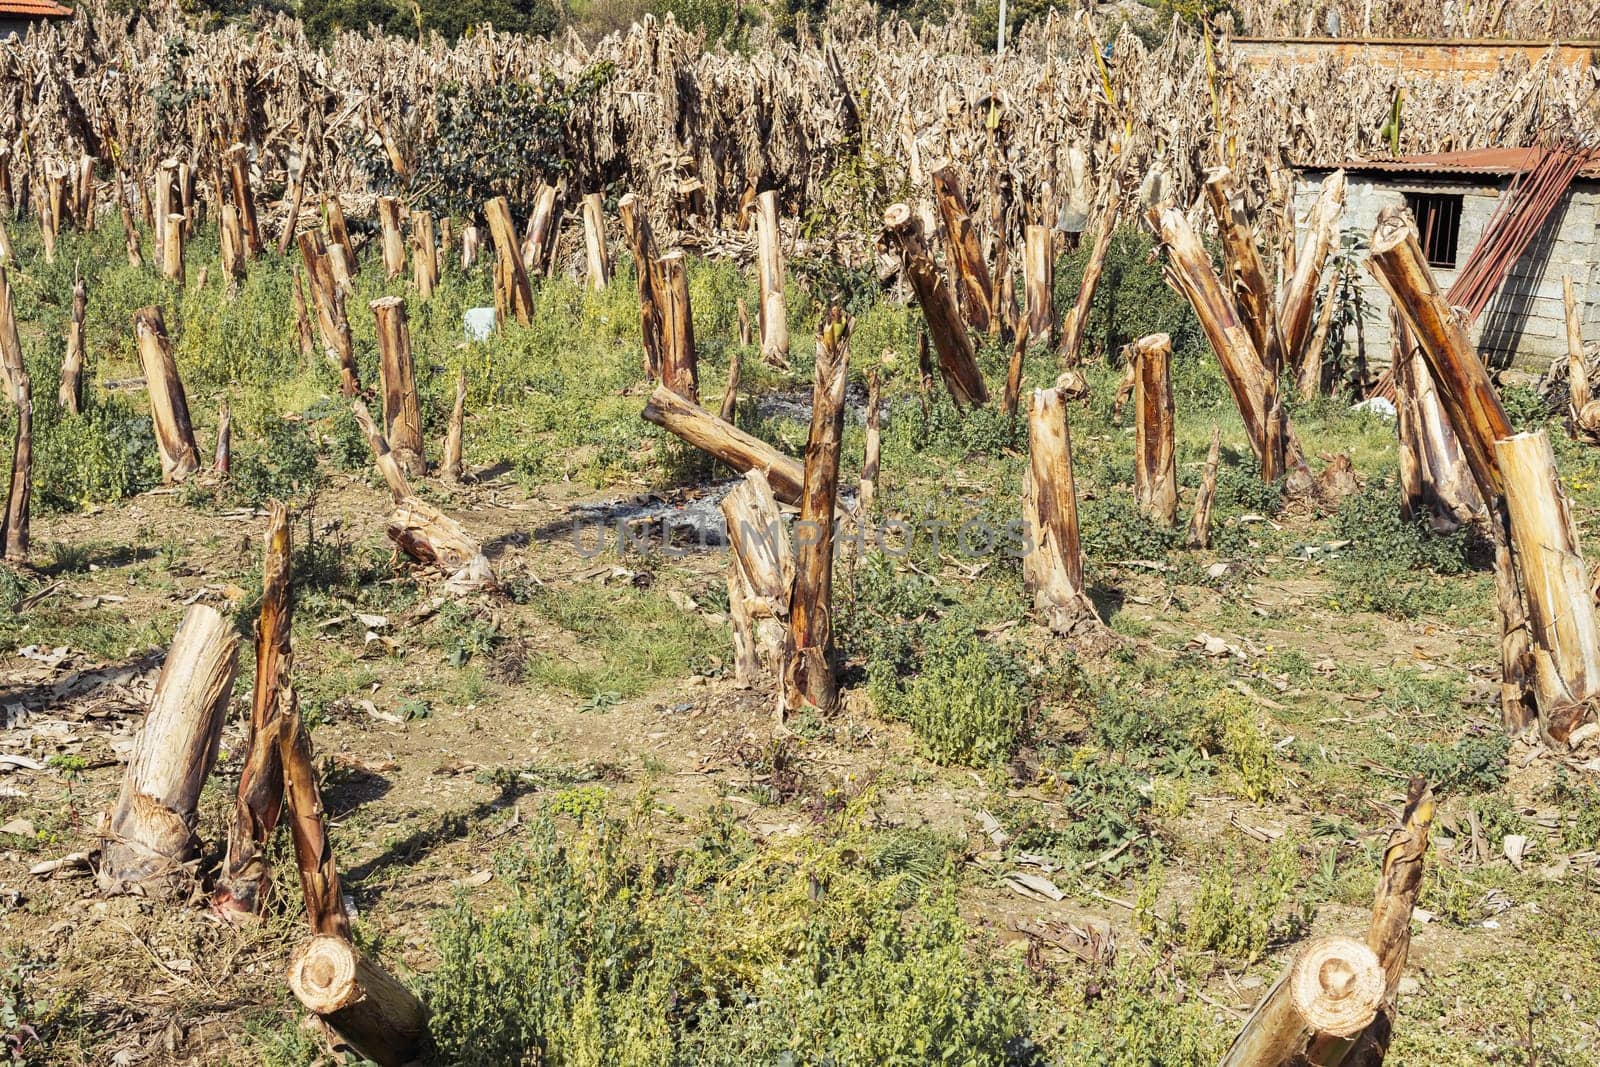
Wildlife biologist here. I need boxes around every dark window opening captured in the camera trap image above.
[1404,192,1463,269]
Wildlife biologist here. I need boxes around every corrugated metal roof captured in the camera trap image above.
[1309,146,1600,180]
[0,0,73,17]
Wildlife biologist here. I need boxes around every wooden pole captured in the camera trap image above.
[443,365,466,484]
[659,251,699,403]
[214,503,292,917]
[115,170,142,266]
[1219,936,1385,1067]
[754,190,791,367]
[1342,779,1435,1067]
[483,197,533,326]
[460,224,481,271]
[1496,429,1600,745]
[720,469,791,689]
[1023,383,1098,633]
[287,935,428,1067]
[1132,333,1177,526]
[1186,425,1222,549]
[580,192,610,289]
[860,369,881,512]
[1023,223,1054,345]
[97,604,240,895]
[410,210,437,302]
[279,682,351,939]
[618,192,664,380]
[223,143,263,257]
[58,264,86,415]
[641,385,805,503]
[370,297,425,477]
[882,203,988,409]
[1058,185,1121,367]
[297,232,360,396]
[161,212,185,285]
[1392,318,1483,533]
[930,163,994,336]
[276,144,308,257]
[153,158,177,250]
[377,197,406,280]
[782,308,848,721]
[132,306,201,484]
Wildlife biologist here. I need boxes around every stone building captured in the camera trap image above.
[1297,147,1600,370]
[0,0,72,38]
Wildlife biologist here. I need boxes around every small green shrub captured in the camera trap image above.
[1184,841,1302,963]
[229,414,326,507]
[1405,730,1509,795]
[869,620,1028,765]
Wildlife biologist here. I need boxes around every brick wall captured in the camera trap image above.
[1295,173,1600,370]
[1233,39,1600,82]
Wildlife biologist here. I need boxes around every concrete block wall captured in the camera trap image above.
[1293,172,1600,370]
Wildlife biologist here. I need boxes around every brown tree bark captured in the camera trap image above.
[132,306,201,484]
[754,190,791,367]
[1186,425,1222,549]
[224,143,262,257]
[1496,429,1600,745]
[1392,318,1484,533]
[618,192,664,380]
[377,197,406,280]
[214,399,231,477]
[641,385,805,504]
[581,192,610,290]
[443,364,466,484]
[1023,384,1098,633]
[410,210,438,302]
[1280,170,1346,371]
[1563,274,1600,436]
[161,212,185,284]
[1,363,29,563]
[1205,166,1282,373]
[1219,936,1385,1067]
[782,308,848,720]
[292,269,317,360]
[0,215,16,266]
[882,203,987,409]
[1342,779,1435,1067]
[287,935,428,1067]
[1059,185,1121,367]
[483,197,533,326]
[1367,205,1512,499]
[214,502,293,917]
[114,170,141,266]
[97,604,240,895]
[297,232,360,396]
[860,368,881,513]
[1132,333,1177,526]
[1158,207,1301,486]
[279,680,351,939]
[58,266,86,415]
[1003,326,1027,420]
[276,145,308,257]
[524,183,560,277]
[324,193,356,271]
[1298,267,1341,400]
[719,343,742,424]
[153,158,177,249]
[219,203,247,288]
[721,469,791,689]
[370,297,425,477]
[1023,223,1054,345]
[931,163,994,336]
[659,251,699,403]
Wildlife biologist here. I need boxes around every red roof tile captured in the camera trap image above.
[1307,146,1600,181]
[0,0,73,18]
